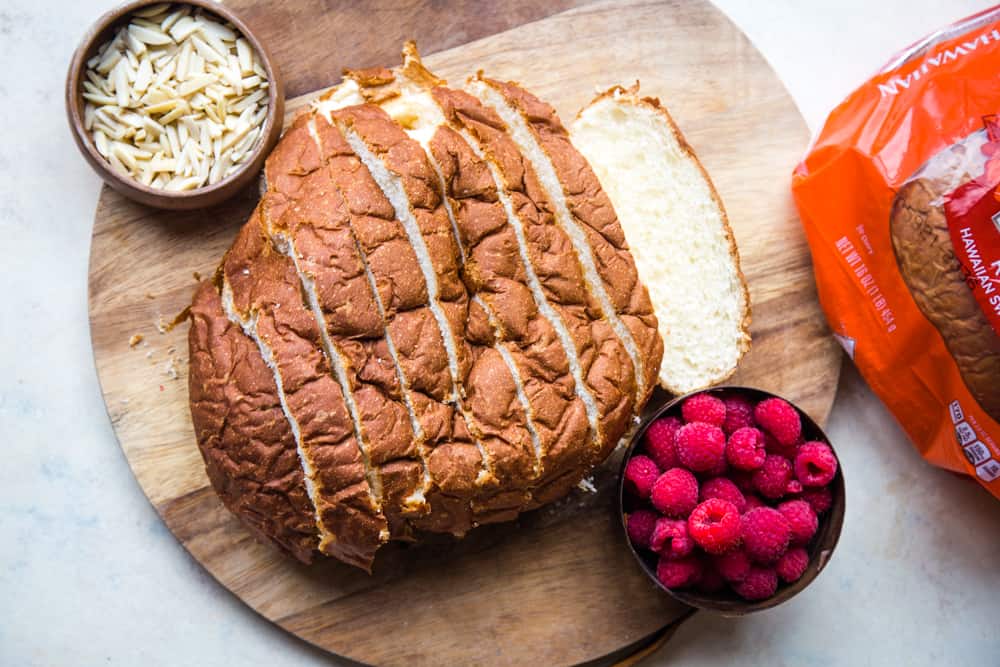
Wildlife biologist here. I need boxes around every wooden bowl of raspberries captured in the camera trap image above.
[618,386,845,614]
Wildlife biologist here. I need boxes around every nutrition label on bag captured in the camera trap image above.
[950,400,1000,481]
[977,459,1000,482]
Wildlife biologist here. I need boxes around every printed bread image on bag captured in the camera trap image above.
[793,6,1000,499]
[890,122,1000,423]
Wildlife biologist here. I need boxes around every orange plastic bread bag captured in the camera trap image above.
[793,6,1000,499]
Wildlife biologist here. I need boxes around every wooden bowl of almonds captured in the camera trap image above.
[65,0,284,210]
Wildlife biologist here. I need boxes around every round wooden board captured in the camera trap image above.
[88,0,842,664]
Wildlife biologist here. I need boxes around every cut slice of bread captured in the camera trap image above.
[571,85,751,394]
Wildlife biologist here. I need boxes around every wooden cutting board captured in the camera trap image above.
[88,0,842,664]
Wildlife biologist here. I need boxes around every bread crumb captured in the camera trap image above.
[155,316,168,334]
[145,293,155,300]
[129,334,144,347]
[163,358,178,380]
[577,476,597,493]
[193,271,202,281]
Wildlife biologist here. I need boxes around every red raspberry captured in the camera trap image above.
[752,455,797,499]
[722,394,755,433]
[775,547,810,583]
[778,500,818,545]
[681,393,726,427]
[743,493,767,512]
[794,442,839,487]
[625,509,658,549]
[697,562,727,594]
[726,427,766,470]
[650,518,694,559]
[675,422,726,473]
[741,507,791,564]
[700,477,747,513]
[729,469,756,493]
[643,416,682,470]
[799,486,833,515]
[650,468,699,517]
[733,566,778,601]
[754,397,801,446]
[687,499,742,555]
[656,555,702,589]
[764,432,801,459]
[714,548,751,582]
[623,455,660,499]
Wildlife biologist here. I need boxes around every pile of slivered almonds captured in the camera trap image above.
[81,3,269,190]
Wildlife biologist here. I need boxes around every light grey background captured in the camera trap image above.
[1,1,998,665]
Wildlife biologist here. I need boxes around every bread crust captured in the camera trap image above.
[576,84,752,394]
[188,280,319,564]
[483,79,664,409]
[890,177,1000,422]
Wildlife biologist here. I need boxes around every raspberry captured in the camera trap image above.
[794,442,839,487]
[733,566,778,601]
[687,499,742,555]
[752,455,797,499]
[643,416,682,470]
[625,509,658,549]
[775,547,810,583]
[728,469,756,493]
[681,393,726,427]
[675,422,726,473]
[623,455,660,499]
[650,518,694,559]
[700,477,747,513]
[754,397,801,446]
[726,427,766,470]
[650,468,699,517]
[741,507,791,564]
[778,500,818,545]
[799,486,833,515]
[701,458,729,478]
[697,562,727,594]
[714,548,751,582]
[656,555,702,589]
[764,432,801,459]
[743,493,767,512]
[722,394,756,434]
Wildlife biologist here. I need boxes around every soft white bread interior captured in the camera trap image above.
[571,85,750,394]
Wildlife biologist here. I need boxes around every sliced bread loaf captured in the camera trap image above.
[571,86,751,394]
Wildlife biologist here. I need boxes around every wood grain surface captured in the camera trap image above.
[88,1,842,664]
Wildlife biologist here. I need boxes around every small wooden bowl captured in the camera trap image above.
[65,0,284,210]
[619,386,845,615]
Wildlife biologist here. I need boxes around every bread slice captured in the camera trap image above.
[571,85,750,394]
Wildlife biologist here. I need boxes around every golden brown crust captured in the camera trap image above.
[222,211,392,569]
[428,109,591,498]
[188,280,318,564]
[331,103,541,514]
[890,178,1000,422]
[578,84,751,394]
[432,84,636,460]
[479,79,663,410]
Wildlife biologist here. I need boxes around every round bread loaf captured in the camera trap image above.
[188,63,663,570]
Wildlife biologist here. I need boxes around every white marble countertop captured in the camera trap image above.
[2,0,998,665]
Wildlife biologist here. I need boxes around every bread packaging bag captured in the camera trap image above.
[793,6,1000,499]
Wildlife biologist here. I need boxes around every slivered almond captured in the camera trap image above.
[128,24,172,46]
